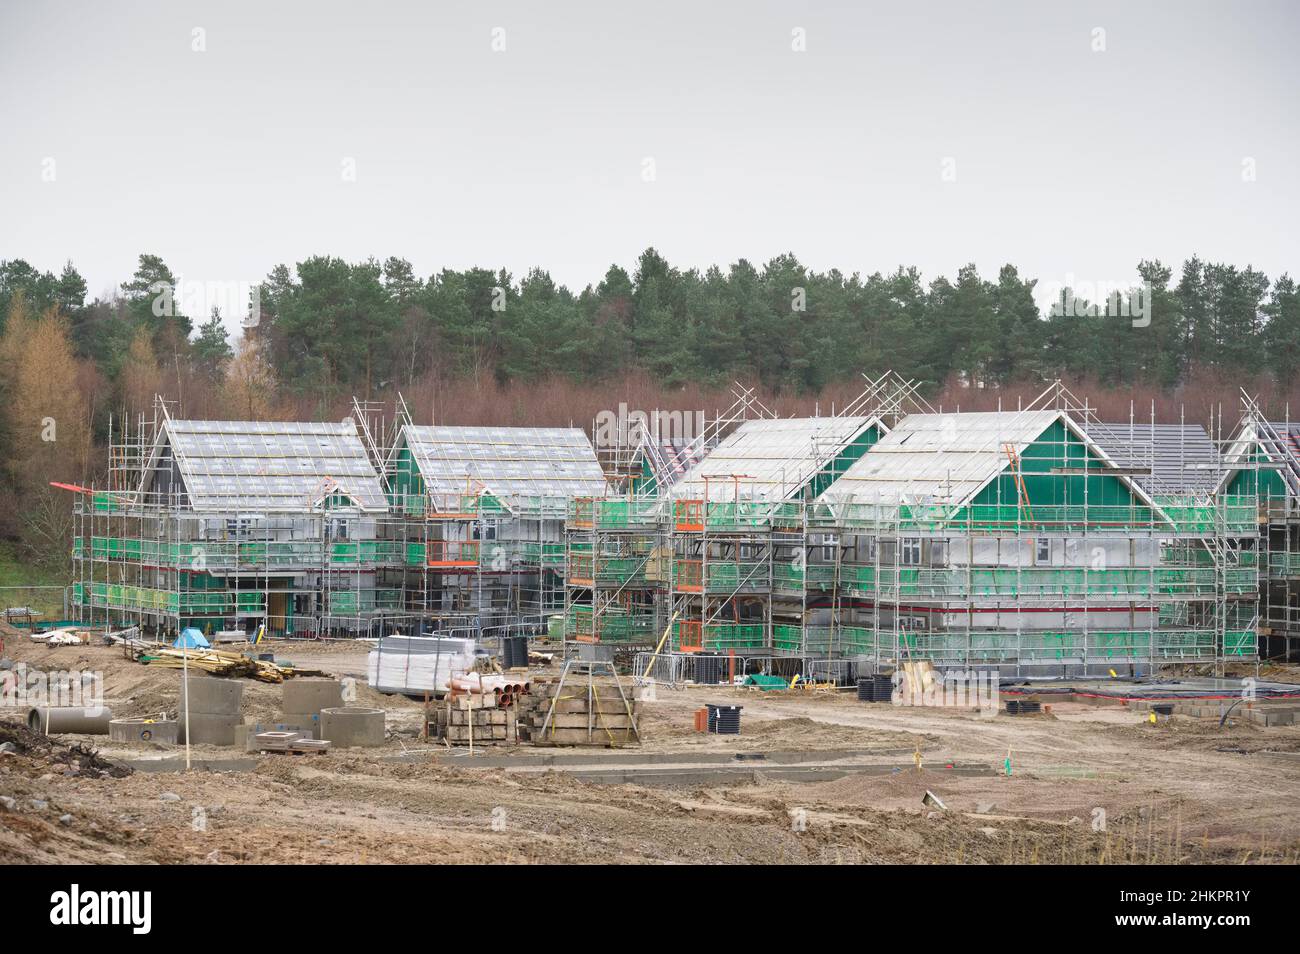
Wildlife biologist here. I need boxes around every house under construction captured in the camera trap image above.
[71,400,409,639]
[1220,401,1300,661]
[570,377,1260,678]
[385,413,608,639]
[71,396,611,645]
[563,386,776,650]
[68,377,1266,676]
[810,391,1257,675]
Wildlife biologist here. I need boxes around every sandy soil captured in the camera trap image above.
[2,633,1298,864]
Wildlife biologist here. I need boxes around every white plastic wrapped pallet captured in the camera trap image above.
[367,635,477,695]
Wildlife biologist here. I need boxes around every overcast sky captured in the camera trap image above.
[2,0,1297,336]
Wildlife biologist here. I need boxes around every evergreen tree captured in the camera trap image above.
[1264,275,1300,385]
[193,307,234,379]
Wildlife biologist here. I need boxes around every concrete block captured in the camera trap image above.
[240,722,312,751]
[280,712,321,732]
[109,718,178,745]
[179,676,243,716]
[282,679,343,716]
[1245,707,1293,727]
[288,738,331,753]
[179,712,244,746]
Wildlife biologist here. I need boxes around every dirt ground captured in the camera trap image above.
[2,632,1299,864]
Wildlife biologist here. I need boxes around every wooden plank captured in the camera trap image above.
[443,725,508,741]
[533,713,635,730]
[449,709,509,727]
[546,698,634,715]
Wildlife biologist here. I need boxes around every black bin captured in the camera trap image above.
[694,654,725,685]
[502,635,528,668]
[706,703,742,734]
[873,673,894,701]
[857,673,894,702]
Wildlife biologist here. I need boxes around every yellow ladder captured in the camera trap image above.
[1003,443,1035,527]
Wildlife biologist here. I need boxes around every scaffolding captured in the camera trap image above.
[71,397,417,640]
[1222,393,1300,661]
[568,376,1262,678]
[563,384,775,655]
[663,373,922,661]
[69,377,1267,674]
[385,401,604,647]
[810,382,1256,675]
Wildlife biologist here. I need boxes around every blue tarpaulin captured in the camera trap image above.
[174,628,211,649]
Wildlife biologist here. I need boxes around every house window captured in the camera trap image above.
[1035,538,1051,564]
[901,538,922,566]
[821,534,838,562]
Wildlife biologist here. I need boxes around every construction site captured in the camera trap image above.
[3,372,1300,866]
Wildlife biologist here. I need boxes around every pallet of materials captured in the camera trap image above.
[521,677,640,747]
[253,730,332,754]
[427,691,538,745]
[426,674,641,747]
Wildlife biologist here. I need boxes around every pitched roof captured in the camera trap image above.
[1222,421,1300,465]
[399,424,609,502]
[1088,422,1220,496]
[1220,419,1300,495]
[156,419,387,512]
[640,435,712,488]
[671,415,881,502]
[819,410,1062,504]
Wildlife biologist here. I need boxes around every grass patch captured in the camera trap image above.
[0,540,69,617]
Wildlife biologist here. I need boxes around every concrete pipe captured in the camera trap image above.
[27,706,113,735]
[281,678,344,716]
[178,712,244,746]
[108,718,179,745]
[178,675,243,716]
[319,706,385,748]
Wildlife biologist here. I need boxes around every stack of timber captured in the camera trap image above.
[426,676,533,746]
[428,691,532,745]
[132,645,327,683]
[523,676,640,748]
[426,674,640,747]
